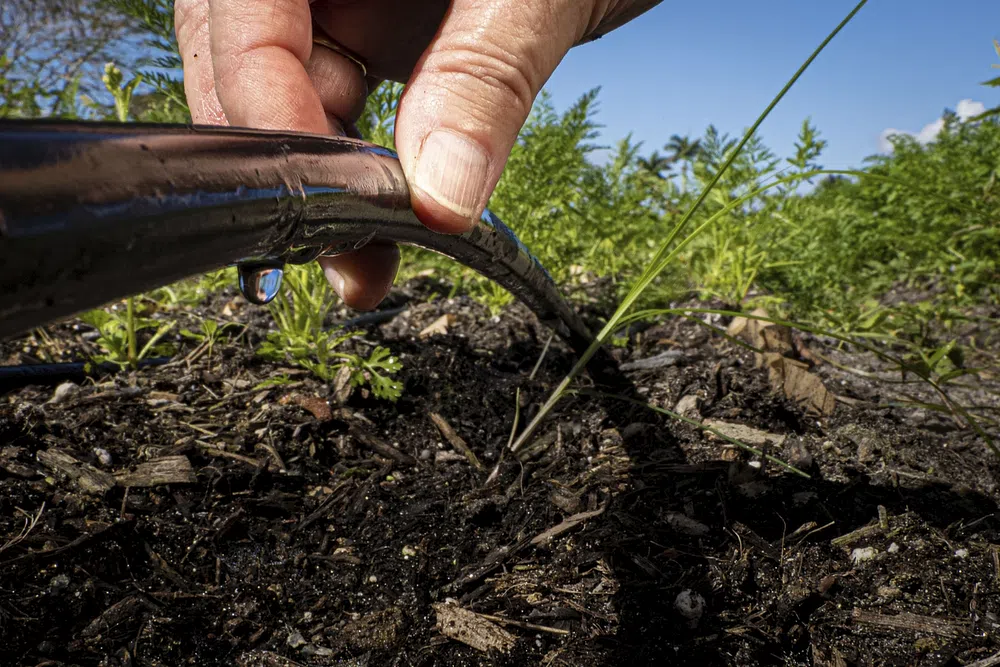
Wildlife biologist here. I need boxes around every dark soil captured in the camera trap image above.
[2,278,1000,667]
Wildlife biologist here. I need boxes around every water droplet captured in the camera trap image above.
[237,263,284,305]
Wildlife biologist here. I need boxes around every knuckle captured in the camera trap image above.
[173,0,207,43]
[425,43,539,124]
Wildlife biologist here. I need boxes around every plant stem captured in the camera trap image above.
[127,296,137,369]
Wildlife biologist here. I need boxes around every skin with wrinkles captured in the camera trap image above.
[174,0,662,310]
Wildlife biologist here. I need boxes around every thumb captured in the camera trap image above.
[395,0,600,233]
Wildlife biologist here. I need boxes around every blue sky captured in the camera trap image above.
[541,0,1000,169]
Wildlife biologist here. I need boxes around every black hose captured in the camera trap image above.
[0,120,621,384]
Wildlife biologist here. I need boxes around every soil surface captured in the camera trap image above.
[2,277,1000,667]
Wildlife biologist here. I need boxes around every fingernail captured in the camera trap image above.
[323,264,346,300]
[413,130,490,223]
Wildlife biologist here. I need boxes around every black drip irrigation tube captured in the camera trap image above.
[0,120,622,388]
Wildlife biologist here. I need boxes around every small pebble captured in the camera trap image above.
[49,574,71,592]
[93,448,113,467]
[851,547,877,564]
[955,548,969,559]
[36,641,58,656]
[286,631,306,649]
[877,585,902,600]
[674,394,701,419]
[48,382,79,405]
[674,589,705,628]
[887,542,900,553]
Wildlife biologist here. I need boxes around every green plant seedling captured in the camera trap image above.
[79,307,175,369]
[258,264,403,401]
[180,320,245,359]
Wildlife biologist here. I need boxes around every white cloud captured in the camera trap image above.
[878,99,987,153]
[956,99,987,120]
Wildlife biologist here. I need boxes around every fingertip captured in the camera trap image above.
[318,244,400,311]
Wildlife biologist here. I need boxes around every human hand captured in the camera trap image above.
[174,0,662,309]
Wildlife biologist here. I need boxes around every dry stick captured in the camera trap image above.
[430,412,483,470]
[473,612,570,637]
[349,426,417,466]
[508,0,870,455]
[850,609,964,639]
[195,442,264,468]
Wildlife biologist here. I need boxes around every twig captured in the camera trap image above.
[474,612,570,636]
[255,441,287,472]
[195,442,263,468]
[850,609,964,638]
[430,413,483,470]
[531,505,606,547]
[349,426,417,466]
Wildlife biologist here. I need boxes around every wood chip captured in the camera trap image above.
[147,391,180,403]
[761,353,836,416]
[728,308,835,416]
[433,602,516,653]
[429,413,483,470]
[145,541,194,590]
[727,307,790,353]
[830,521,885,548]
[531,505,606,547]
[331,365,353,405]
[419,313,457,339]
[620,350,683,372]
[850,609,965,638]
[196,443,264,468]
[811,642,848,667]
[37,449,115,495]
[1,447,37,479]
[280,394,332,421]
[81,595,154,638]
[115,456,195,487]
[702,420,786,448]
[349,426,416,466]
[665,512,711,536]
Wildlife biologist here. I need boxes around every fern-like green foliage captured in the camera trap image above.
[258,264,403,401]
[759,113,1000,341]
[101,0,189,122]
[357,81,404,149]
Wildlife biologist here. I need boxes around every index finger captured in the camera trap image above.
[208,0,328,134]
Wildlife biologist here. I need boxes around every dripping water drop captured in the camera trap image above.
[237,262,284,305]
